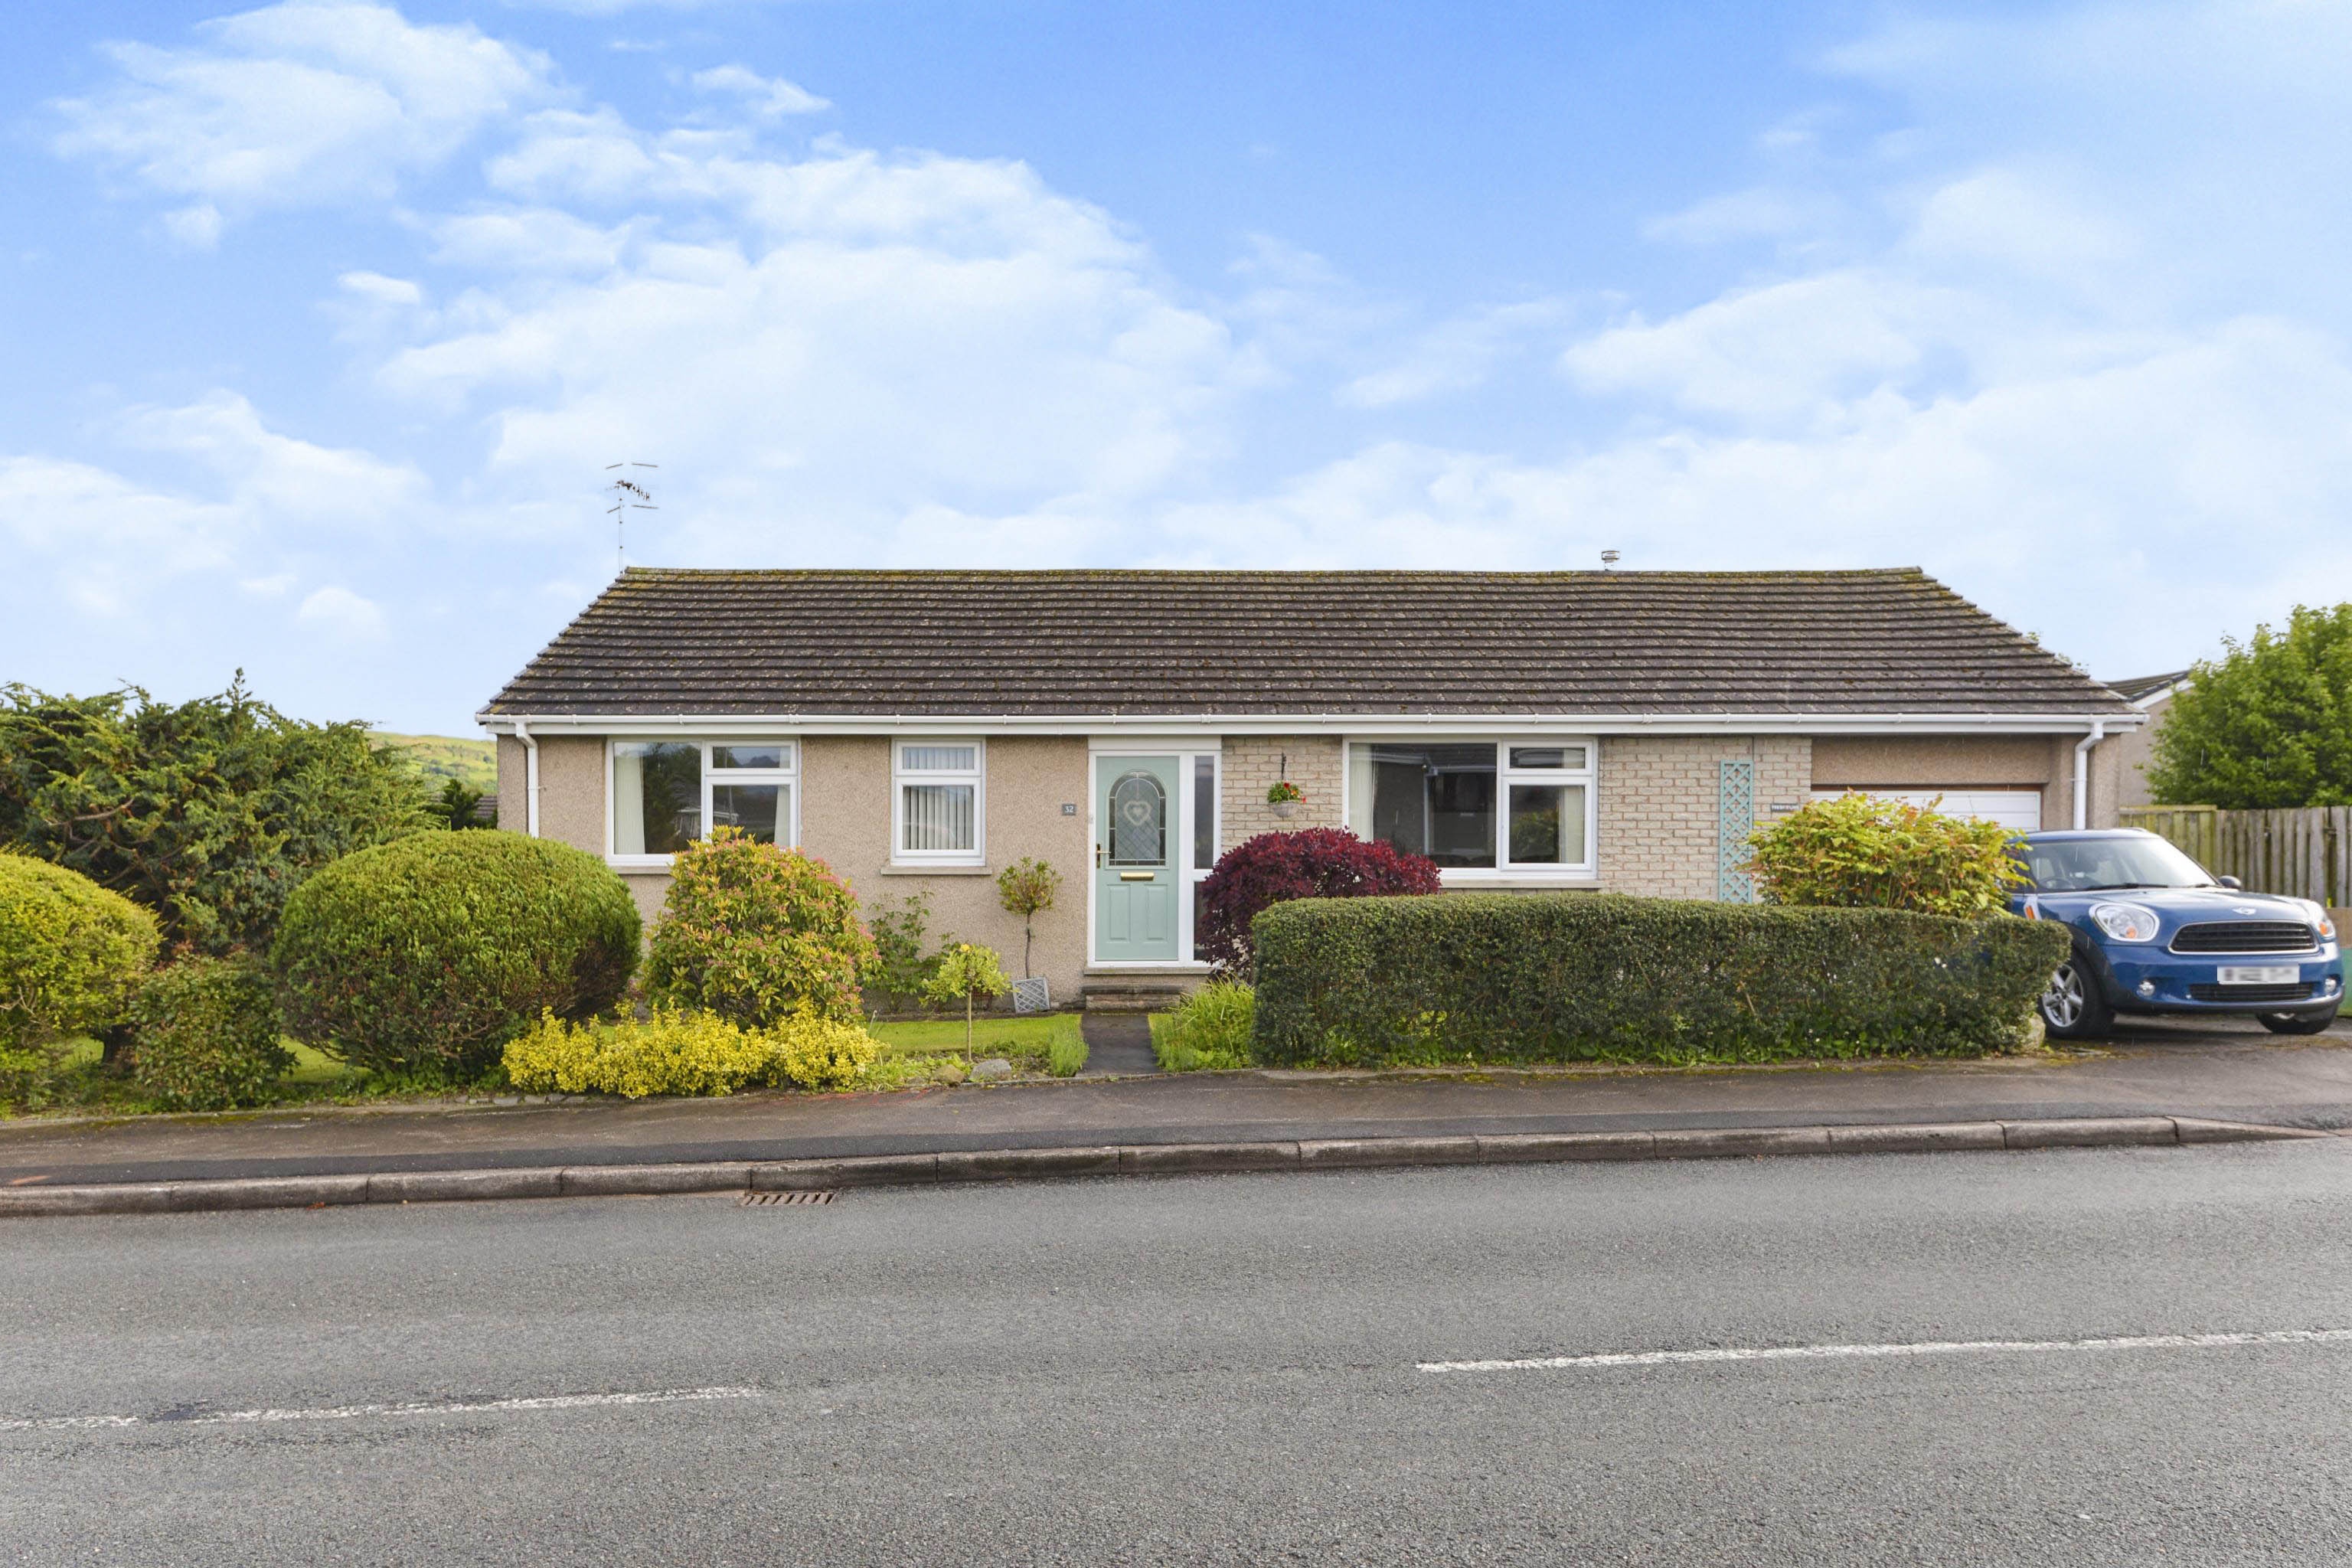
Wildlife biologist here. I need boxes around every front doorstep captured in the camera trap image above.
[1080,965,1208,1013]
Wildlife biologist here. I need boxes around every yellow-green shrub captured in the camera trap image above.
[770,1009,880,1089]
[503,1006,775,1098]
[501,1004,884,1097]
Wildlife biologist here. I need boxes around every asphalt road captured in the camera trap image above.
[6,1141,2351,1565]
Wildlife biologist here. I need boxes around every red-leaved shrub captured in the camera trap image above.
[1196,828,1442,977]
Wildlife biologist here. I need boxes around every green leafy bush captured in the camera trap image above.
[646,829,876,1027]
[503,1004,883,1097]
[273,831,641,1076]
[0,678,431,952]
[0,854,160,1092]
[1250,893,2069,1067]
[127,956,291,1110]
[1151,982,1256,1072]
[862,891,946,1014]
[1746,792,2027,915]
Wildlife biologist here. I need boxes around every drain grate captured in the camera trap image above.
[740,1189,836,1206]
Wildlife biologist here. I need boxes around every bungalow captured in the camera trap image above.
[478,567,2141,1009]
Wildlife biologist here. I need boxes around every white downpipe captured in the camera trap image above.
[515,718,541,838]
[2072,720,2105,830]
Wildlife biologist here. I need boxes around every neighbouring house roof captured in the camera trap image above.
[481,567,2141,720]
[2103,669,2193,705]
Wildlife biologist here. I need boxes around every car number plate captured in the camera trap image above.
[2217,965,2298,985]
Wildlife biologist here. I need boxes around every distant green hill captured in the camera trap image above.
[374,732,498,793]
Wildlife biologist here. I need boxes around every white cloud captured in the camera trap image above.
[297,585,388,639]
[691,64,829,118]
[380,129,1249,537]
[54,1,552,234]
[116,391,429,524]
[338,270,424,305]
[1339,299,1571,409]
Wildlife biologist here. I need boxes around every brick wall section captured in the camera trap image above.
[1598,737,1812,899]
[1221,736,1344,847]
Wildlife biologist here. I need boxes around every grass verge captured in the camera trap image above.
[1150,982,1256,1072]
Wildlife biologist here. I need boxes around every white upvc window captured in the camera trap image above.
[893,740,985,864]
[608,739,796,867]
[1344,737,1597,877]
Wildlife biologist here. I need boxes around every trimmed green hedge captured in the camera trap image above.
[272,831,640,1076]
[128,956,291,1111]
[1250,893,2070,1067]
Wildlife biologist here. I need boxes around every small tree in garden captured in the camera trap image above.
[995,858,1062,978]
[2147,603,2352,808]
[923,942,1010,1063]
[1746,792,2026,916]
[645,829,877,1028]
[1195,828,1442,978]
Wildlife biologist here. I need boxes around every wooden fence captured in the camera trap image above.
[2119,805,2352,907]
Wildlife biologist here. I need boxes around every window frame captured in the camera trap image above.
[891,737,987,867]
[1342,737,1599,880]
[606,738,798,869]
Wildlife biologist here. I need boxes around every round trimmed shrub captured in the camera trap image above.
[128,956,291,1110]
[645,828,877,1027]
[0,853,160,1069]
[1196,828,1442,978]
[272,831,641,1076]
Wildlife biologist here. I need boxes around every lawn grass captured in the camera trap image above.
[868,1013,1086,1076]
[1149,982,1256,1072]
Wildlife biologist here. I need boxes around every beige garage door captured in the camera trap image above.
[1811,789,2043,832]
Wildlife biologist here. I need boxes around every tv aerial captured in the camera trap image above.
[605,462,658,573]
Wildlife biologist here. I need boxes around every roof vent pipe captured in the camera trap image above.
[2072,720,2105,831]
[514,719,541,838]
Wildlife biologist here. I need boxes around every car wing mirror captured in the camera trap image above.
[2216,875,2243,890]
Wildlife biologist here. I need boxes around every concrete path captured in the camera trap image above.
[1076,1012,1158,1077]
[1,1015,2346,1190]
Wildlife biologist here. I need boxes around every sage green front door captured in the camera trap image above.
[1094,754,1181,962]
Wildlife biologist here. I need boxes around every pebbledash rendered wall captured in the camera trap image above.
[497,734,1093,1005]
[495,727,2132,980]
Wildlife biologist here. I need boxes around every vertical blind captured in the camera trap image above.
[902,783,975,852]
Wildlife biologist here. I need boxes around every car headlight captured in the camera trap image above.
[2091,902,2162,942]
[2301,899,2336,941]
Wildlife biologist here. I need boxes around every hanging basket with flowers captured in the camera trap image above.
[1266,779,1304,819]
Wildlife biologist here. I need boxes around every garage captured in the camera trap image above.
[1810,789,2044,832]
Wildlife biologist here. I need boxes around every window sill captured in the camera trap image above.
[1437,872,1602,889]
[880,863,994,877]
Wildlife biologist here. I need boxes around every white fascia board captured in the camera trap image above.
[476,709,2146,737]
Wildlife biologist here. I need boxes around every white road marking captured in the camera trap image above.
[1419,1328,2352,1374]
[0,1385,765,1434]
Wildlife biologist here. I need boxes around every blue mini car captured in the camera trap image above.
[2011,829,2343,1039]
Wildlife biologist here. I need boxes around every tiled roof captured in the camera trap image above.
[2103,670,2193,704]
[482,567,2137,718]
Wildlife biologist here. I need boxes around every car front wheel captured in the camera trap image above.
[2258,1006,2340,1035]
[2040,956,2115,1040]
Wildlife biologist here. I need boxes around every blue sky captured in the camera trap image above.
[5,0,2348,733]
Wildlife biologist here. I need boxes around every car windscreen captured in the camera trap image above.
[2016,835,2216,892]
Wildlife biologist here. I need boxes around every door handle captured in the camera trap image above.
[1118,871,1154,881]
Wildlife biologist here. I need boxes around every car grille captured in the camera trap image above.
[2187,982,2314,1003]
[2169,921,2318,955]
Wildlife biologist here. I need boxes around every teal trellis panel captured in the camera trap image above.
[1717,759,1757,903]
